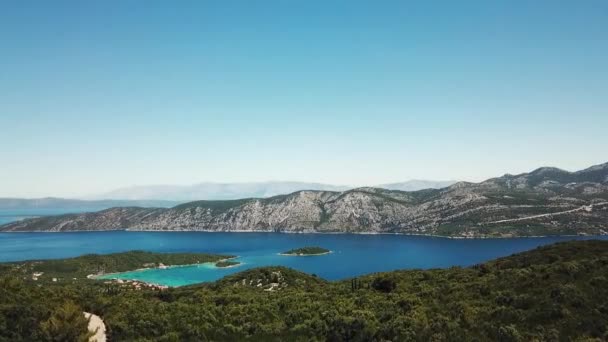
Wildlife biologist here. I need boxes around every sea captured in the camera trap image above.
[1,208,606,286]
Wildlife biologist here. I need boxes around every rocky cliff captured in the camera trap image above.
[3,162,608,237]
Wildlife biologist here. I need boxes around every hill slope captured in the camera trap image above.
[2,240,608,341]
[2,162,608,237]
[377,179,457,191]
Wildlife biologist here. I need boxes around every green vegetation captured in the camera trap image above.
[211,266,326,290]
[281,246,331,255]
[40,301,93,342]
[436,219,598,238]
[172,198,253,212]
[2,241,608,341]
[215,260,240,268]
[3,250,231,283]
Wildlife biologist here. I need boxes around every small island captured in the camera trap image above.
[280,246,331,256]
[215,260,241,268]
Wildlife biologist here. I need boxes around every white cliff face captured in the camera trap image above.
[3,162,608,237]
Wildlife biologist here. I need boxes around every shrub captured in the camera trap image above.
[372,276,397,293]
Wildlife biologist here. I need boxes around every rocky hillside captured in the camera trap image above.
[2,162,608,237]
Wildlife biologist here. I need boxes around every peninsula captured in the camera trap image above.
[2,250,232,283]
[215,260,241,268]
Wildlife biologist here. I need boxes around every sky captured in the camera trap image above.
[1,0,607,198]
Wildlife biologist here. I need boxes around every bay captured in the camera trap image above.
[1,231,606,286]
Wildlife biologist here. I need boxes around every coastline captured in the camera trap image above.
[278,251,332,256]
[2,228,604,240]
[90,256,239,280]
[214,262,242,269]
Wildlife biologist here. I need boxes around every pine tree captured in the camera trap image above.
[40,301,94,342]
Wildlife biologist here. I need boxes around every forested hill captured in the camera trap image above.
[2,162,608,237]
[1,240,608,340]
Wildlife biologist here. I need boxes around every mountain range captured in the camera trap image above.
[2,162,607,237]
[0,181,455,211]
[376,180,457,192]
[90,180,456,201]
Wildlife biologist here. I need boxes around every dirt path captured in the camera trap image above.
[486,202,608,224]
[84,312,107,342]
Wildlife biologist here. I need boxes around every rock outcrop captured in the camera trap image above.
[2,162,608,237]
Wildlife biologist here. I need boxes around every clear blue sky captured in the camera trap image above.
[1,1,607,197]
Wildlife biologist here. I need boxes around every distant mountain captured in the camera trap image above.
[4,162,608,237]
[92,180,457,201]
[92,182,351,201]
[0,198,181,210]
[487,162,608,189]
[377,180,456,191]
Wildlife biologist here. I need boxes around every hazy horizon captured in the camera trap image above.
[2,162,607,199]
[2,1,607,197]
[1,179,458,200]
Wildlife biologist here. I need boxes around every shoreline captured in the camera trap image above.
[2,228,605,240]
[215,261,242,269]
[279,251,332,257]
[90,256,239,280]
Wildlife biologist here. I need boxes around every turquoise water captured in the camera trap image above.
[1,231,607,286]
[97,261,233,286]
